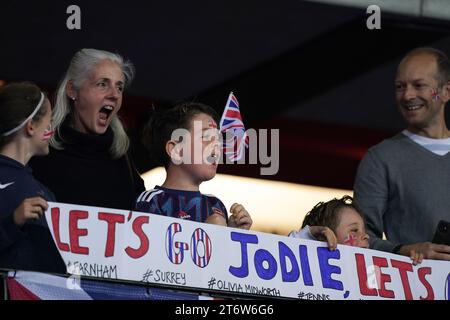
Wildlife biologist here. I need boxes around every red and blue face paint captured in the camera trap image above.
[431,88,440,101]
[42,124,54,141]
[344,233,358,247]
[208,120,217,129]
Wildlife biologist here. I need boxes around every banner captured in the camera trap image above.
[45,202,450,300]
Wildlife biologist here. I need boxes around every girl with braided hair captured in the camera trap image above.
[289,195,369,250]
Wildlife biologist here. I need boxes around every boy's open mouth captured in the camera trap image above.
[207,154,218,165]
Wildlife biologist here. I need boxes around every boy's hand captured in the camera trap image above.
[309,226,337,251]
[13,197,48,227]
[205,212,227,226]
[228,203,252,230]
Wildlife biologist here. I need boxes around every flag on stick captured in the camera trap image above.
[219,92,248,161]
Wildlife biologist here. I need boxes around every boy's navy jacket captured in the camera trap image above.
[0,154,65,274]
[135,185,229,223]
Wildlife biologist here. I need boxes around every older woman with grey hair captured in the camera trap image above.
[31,48,145,210]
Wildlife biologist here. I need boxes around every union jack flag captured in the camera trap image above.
[219,92,249,161]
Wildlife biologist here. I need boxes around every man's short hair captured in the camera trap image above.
[403,47,450,87]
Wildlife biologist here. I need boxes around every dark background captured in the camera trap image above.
[1,0,450,190]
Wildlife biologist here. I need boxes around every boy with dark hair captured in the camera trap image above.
[135,102,252,229]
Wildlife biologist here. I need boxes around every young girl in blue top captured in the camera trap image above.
[0,82,65,273]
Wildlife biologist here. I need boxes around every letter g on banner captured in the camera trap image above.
[165,223,189,264]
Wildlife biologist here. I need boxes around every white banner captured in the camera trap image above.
[45,202,450,300]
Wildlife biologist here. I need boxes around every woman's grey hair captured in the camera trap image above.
[51,48,135,158]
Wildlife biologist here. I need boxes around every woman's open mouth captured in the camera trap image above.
[99,105,114,123]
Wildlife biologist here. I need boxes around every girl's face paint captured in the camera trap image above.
[343,233,358,246]
[431,88,440,101]
[32,101,52,157]
[42,124,54,141]
[334,207,370,248]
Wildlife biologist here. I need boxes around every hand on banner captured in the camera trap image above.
[399,242,450,265]
[228,203,253,230]
[13,197,48,226]
[309,226,338,251]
